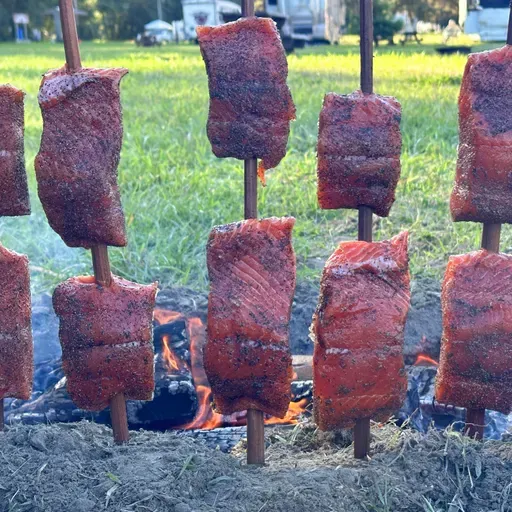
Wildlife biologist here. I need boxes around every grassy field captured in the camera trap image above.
[0,36,505,293]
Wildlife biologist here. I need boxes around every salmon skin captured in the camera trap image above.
[197,17,296,184]
[35,66,128,248]
[53,275,157,411]
[312,232,410,430]
[0,85,30,216]
[317,91,402,217]
[204,217,296,417]
[451,46,512,224]
[436,250,512,413]
[0,243,33,400]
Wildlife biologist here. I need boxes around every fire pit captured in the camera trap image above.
[7,279,510,451]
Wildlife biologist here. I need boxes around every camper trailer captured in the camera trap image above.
[459,0,510,41]
[182,0,241,40]
[182,0,329,47]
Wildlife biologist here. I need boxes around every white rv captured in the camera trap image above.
[182,0,241,40]
[459,0,510,41]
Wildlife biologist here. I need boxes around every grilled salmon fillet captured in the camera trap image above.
[204,217,296,417]
[312,232,410,430]
[451,46,512,224]
[317,91,402,217]
[436,250,512,413]
[197,17,296,183]
[0,85,30,216]
[53,275,157,411]
[0,243,32,400]
[35,66,128,248]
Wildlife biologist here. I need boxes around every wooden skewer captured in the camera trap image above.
[240,0,265,466]
[465,223,500,439]
[353,0,374,460]
[59,0,129,445]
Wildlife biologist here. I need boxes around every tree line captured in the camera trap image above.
[0,0,457,42]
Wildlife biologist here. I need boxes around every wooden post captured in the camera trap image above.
[59,0,129,445]
[240,0,264,466]
[464,223,500,439]
[247,409,265,464]
[465,408,485,440]
[353,0,374,460]
[508,0,512,46]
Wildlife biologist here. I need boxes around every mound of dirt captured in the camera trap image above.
[0,421,511,511]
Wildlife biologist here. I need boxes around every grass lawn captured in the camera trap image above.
[0,35,505,293]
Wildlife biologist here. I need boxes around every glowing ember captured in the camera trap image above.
[155,310,307,430]
[414,354,439,366]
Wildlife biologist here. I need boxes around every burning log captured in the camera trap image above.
[7,313,310,430]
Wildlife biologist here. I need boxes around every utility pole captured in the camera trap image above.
[157,0,163,19]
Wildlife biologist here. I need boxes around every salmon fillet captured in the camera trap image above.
[317,91,402,217]
[204,217,296,417]
[451,46,512,223]
[436,250,512,413]
[35,66,128,248]
[0,243,33,400]
[312,232,410,430]
[0,85,30,216]
[53,275,157,411]
[197,17,296,183]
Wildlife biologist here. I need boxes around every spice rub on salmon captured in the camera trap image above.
[0,243,33,400]
[53,275,157,411]
[0,85,30,216]
[436,250,512,414]
[312,232,410,430]
[35,66,128,248]
[204,217,296,417]
[197,17,296,184]
[451,46,512,224]
[317,91,402,217]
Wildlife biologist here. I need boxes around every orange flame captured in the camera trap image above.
[161,335,186,373]
[265,399,309,425]
[156,310,308,430]
[154,308,184,325]
[414,353,439,366]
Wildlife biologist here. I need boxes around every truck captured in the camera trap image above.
[459,0,510,41]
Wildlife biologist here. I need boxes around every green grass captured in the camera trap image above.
[0,36,506,293]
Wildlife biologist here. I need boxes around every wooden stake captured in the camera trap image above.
[240,0,264,466]
[359,0,373,95]
[353,0,374,460]
[59,0,129,445]
[247,409,265,465]
[464,223,501,439]
[465,408,485,440]
[508,1,512,46]
[59,0,81,71]
[110,392,129,444]
[354,417,370,458]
